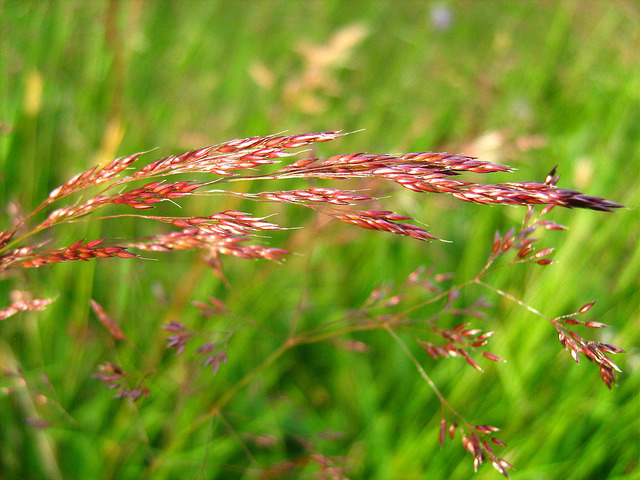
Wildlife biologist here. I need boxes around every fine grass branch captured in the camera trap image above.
[0,131,624,477]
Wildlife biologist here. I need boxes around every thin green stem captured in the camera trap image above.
[474,279,551,321]
[384,326,464,421]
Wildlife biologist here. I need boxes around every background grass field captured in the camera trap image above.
[0,1,638,479]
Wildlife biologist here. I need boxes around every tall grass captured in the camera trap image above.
[0,1,637,479]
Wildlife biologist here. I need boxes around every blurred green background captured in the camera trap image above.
[0,1,638,479]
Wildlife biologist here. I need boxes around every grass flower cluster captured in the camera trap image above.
[0,131,625,478]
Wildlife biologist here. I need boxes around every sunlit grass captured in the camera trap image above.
[0,1,637,479]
